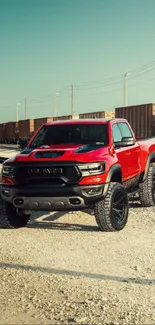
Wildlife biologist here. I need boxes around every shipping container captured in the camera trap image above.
[79,111,105,119]
[34,117,53,132]
[0,123,6,139]
[79,110,115,119]
[53,115,72,121]
[19,119,34,139]
[115,103,155,138]
[5,121,19,140]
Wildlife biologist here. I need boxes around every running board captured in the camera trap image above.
[127,187,140,197]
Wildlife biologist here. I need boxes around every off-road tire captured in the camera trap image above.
[139,164,155,207]
[94,182,129,232]
[0,196,31,229]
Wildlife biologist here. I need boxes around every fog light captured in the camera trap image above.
[82,187,102,197]
[14,198,24,205]
[2,189,10,196]
[69,198,81,205]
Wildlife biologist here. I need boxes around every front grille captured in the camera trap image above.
[28,179,64,186]
[14,165,81,185]
[65,166,80,182]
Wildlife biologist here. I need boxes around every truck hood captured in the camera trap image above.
[7,143,110,163]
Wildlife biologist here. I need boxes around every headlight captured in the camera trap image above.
[2,165,15,177]
[78,162,105,176]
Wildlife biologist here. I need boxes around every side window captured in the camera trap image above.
[112,124,122,143]
[118,122,132,138]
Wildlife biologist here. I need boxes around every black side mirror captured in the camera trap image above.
[115,137,135,148]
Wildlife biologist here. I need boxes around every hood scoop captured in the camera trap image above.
[34,151,65,159]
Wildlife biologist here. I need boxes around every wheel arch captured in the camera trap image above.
[140,152,155,182]
[103,164,122,197]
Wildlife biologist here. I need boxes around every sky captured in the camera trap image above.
[1,0,155,122]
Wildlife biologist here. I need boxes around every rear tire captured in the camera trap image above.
[139,164,155,207]
[94,182,129,232]
[0,196,31,229]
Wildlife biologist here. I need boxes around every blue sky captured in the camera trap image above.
[1,0,155,122]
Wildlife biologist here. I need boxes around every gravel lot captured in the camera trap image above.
[0,200,155,324]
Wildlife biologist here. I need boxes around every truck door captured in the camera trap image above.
[112,123,131,180]
[118,122,141,178]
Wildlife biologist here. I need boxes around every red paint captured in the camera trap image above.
[4,118,155,185]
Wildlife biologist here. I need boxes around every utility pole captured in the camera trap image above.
[71,84,74,118]
[16,102,20,122]
[54,92,59,117]
[16,104,18,122]
[124,72,131,106]
[25,98,27,119]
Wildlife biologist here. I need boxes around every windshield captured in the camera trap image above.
[29,123,109,148]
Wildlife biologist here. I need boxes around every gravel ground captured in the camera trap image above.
[0,148,19,159]
[0,201,155,324]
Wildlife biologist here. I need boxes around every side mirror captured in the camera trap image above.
[114,137,135,148]
[18,139,28,150]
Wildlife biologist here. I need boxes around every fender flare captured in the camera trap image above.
[142,152,155,182]
[103,164,122,197]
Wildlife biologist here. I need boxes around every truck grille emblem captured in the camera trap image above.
[27,167,63,175]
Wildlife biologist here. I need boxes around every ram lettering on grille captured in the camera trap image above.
[27,167,63,175]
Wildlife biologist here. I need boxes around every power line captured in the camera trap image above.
[87,74,155,97]
[128,65,155,81]
[74,60,155,91]
[130,60,155,74]
[1,59,155,113]
[26,85,70,104]
[74,75,123,90]
[76,60,155,86]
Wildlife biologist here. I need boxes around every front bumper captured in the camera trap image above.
[1,184,106,211]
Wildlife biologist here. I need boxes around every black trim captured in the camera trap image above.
[142,152,155,182]
[123,174,140,188]
[102,164,122,196]
[0,184,105,211]
[106,164,122,182]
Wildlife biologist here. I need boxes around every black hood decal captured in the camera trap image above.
[75,144,104,153]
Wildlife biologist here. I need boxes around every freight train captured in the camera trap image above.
[0,111,115,144]
[1,103,155,144]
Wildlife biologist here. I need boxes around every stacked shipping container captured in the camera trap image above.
[0,122,18,143]
[53,115,72,121]
[0,111,115,143]
[53,115,79,121]
[79,111,115,119]
[34,117,53,132]
[5,122,19,140]
[18,119,34,139]
[115,103,155,138]
[0,123,6,140]
[2,105,155,143]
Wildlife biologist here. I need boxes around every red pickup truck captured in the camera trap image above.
[1,118,155,231]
